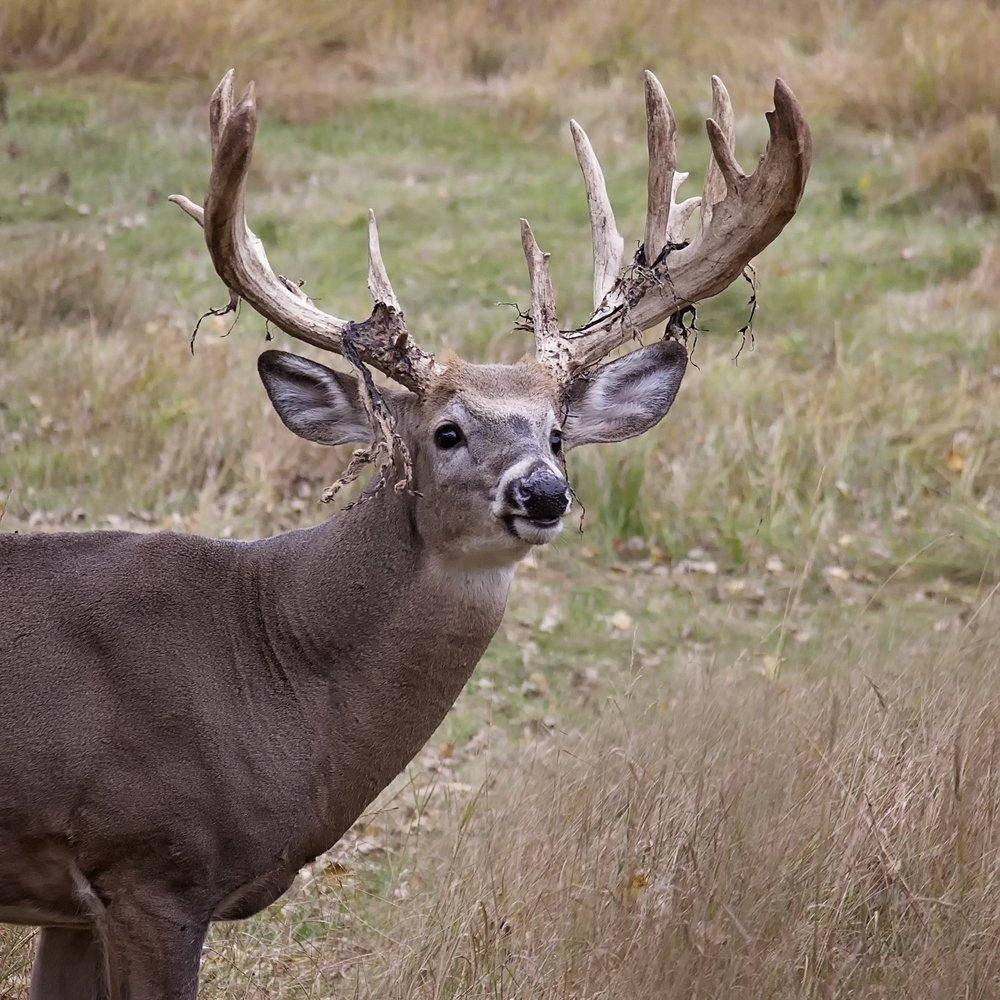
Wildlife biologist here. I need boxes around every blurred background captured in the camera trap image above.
[1,2,998,997]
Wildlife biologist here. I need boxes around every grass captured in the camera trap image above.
[204,597,996,998]
[1,2,999,995]
[0,69,995,574]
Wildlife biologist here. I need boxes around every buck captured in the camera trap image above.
[0,70,810,998]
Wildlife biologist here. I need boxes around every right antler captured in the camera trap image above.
[170,70,441,396]
[529,72,812,389]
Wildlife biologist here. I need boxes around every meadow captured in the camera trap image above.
[1,1,998,996]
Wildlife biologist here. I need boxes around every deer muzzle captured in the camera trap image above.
[497,461,571,544]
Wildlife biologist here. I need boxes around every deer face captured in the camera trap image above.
[259,340,687,565]
[411,359,569,560]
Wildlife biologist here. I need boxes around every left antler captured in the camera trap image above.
[527,72,812,389]
[170,69,442,396]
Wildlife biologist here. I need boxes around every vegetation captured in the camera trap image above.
[1,1,997,996]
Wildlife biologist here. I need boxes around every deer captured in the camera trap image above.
[0,69,810,998]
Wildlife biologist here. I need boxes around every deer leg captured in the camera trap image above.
[29,927,107,1000]
[101,898,208,1000]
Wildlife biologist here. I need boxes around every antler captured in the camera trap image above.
[529,72,812,388]
[169,70,441,395]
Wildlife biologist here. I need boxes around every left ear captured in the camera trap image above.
[563,339,687,449]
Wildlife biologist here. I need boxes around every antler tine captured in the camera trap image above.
[667,171,700,245]
[367,210,400,313]
[569,120,624,311]
[520,219,567,374]
[209,68,235,162]
[168,194,204,227]
[170,72,440,395]
[167,70,222,228]
[642,70,677,266]
[700,76,735,234]
[520,219,558,336]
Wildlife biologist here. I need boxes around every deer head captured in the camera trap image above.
[171,71,810,564]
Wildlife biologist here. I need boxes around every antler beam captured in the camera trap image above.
[170,70,440,395]
[526,73,811,388]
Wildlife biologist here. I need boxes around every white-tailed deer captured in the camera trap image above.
[0,70,810,998]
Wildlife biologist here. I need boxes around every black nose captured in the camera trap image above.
[509,465,571,520]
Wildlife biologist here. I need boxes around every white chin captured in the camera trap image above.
[506,515,564,546]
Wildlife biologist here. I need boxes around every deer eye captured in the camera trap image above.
[549,428,563,455]
[434,423,465,450]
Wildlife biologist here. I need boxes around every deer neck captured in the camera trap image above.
[247,490,516,845]
[265,490,517,647]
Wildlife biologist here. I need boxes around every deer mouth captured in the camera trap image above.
[504,514,564,545]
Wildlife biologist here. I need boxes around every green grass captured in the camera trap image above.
[2,71,995,578]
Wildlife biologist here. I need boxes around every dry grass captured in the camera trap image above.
[915,112,999,213]
[188,599,1000,998]
[0,317,344,531]
[816,0,999,133]
[3,0,997,136]
[0,232,130,333]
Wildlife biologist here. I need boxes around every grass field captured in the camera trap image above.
[1,1,998,995]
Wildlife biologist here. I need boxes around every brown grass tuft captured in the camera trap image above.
[914,112,998,213]
[0,232,130,335]
[817,0,999,133]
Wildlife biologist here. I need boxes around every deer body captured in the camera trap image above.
[1,69,809,997]
[0,481,509,924]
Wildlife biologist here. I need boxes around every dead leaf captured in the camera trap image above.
[617,868,650,905]
[539,606,562,633]
[321,862,355,882]
[609,610,634,632]
[521,671,550,698]
[945,431,971,473]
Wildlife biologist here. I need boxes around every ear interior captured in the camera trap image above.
[563,339,687,449]
[257,350,372,446]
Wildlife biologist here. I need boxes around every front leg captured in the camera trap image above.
[30,927,106,1000]
[102,897,208,1000]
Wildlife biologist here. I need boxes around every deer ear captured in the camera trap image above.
[258,350,372,446]
[563,339,687,449]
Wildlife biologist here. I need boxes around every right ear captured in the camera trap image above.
[257,350,372,446]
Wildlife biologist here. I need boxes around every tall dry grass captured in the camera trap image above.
[5,0,996,208]
[191,601,1000,998]
[0,315,336,532]
[0,232,129,333]
[3,1,997,134]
